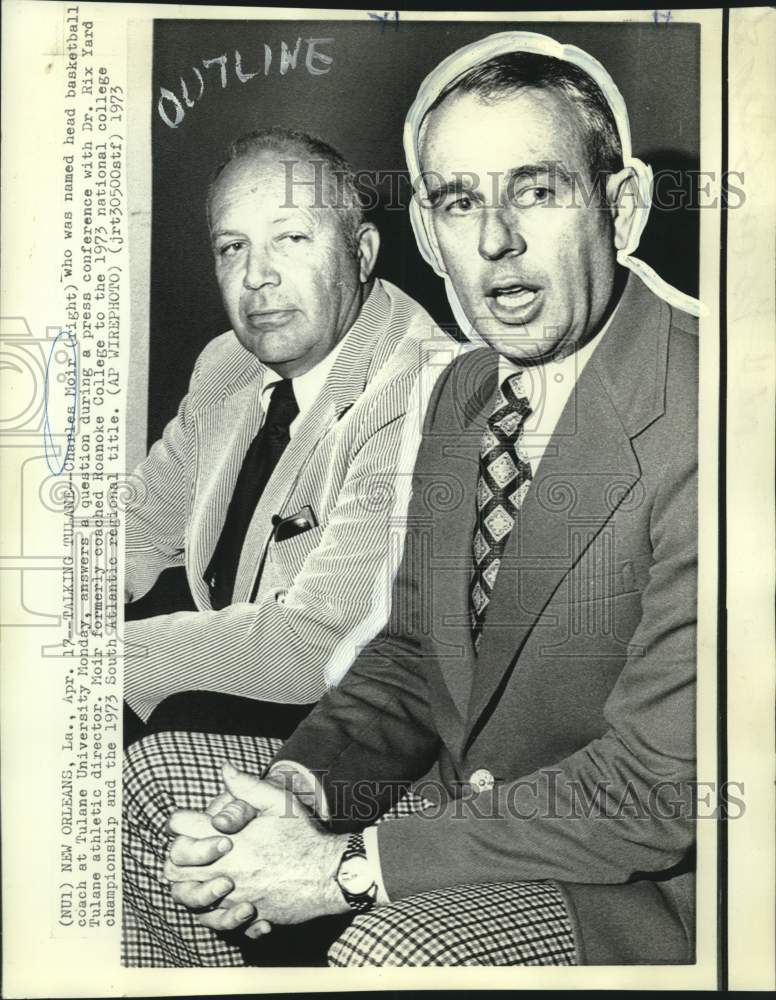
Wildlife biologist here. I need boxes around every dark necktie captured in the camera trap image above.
[469,371,533,653]
[205,378,298,610]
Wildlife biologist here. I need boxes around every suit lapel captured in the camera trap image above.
[418,350,497,750]
[232,392,339,601]
[464,369,641,742]
[231,281,396,603]
[461,271,670,748]
[188,379,265,608]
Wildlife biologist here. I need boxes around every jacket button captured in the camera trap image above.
[469,768,495,793]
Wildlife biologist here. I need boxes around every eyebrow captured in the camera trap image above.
[424,177,483,207]
[507,162,574,185]
[426,161,574,206]
[210,215,315,241]
[210,229,245,242]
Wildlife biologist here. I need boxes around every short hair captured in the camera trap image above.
[420,51,624,184]
[207,127,365,254]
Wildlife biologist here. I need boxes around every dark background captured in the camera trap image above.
[148,18,700,447]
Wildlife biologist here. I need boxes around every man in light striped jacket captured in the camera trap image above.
[123,127,460,741]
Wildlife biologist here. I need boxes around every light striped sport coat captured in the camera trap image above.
[124,279,462,721]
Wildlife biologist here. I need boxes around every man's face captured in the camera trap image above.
[209,152,362,376]
[420,87,618,363]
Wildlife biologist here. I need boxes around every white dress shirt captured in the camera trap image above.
[497,325,609,479]
[260,331,346,438]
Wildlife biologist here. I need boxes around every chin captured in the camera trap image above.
[479,331,551,364]
[255,338,302,365]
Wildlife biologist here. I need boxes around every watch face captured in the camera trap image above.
[337,855,374,895]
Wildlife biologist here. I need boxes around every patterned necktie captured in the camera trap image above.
[205,378,299,611]
[469,371,533,653]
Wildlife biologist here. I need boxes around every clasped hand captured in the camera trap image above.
[163,763,348,937]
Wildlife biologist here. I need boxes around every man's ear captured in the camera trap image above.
[606,166,640,252]
[355,223,380,283]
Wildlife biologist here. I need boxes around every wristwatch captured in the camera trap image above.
[334,832,378,912]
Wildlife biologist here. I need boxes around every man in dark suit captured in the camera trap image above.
[126,34,699,967]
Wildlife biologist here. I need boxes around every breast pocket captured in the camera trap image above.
[538,548,653,660]
[262,523,325,594]
[553,543,654,606]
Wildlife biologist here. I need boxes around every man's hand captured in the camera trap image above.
[164,764,349,934]
[204,761,326,835]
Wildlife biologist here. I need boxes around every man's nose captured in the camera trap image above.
[243,247,281,290]
[478,207,527,261]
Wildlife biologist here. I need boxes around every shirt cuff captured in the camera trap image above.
[266,760,330,821]
[363,824,391,905]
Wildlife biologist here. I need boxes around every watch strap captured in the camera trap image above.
[336,832,378,913]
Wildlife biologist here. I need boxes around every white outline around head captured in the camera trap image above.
[403,30,706,345]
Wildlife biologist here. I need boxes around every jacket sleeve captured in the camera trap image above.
[274,501,445,819]
[374,437,697,898]
[272,360,463,816]
[124,368,437,721]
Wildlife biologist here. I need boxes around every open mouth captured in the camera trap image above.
[486,283,542,320]
[490,284,538,307]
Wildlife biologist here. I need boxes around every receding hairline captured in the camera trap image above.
[419,83,591,166]
[209,144,351,213]
[416,49,624,196]
[205,137,367,256]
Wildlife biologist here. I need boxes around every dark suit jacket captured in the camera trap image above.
[278,272,698,965]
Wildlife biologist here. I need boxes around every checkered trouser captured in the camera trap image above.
[122,731,577,967]
[329,881,576,966]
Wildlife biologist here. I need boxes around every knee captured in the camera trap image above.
[123,730,281,830]
[327,904,440,967]
[124,731,177,791]
[327,883,578,967]
[123,731,182,829]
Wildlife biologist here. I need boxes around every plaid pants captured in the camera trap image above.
[122,731,577,967]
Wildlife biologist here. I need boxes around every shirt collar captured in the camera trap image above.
[294,334,345,415]
[497,295,622,414]
[259,284,380,419]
